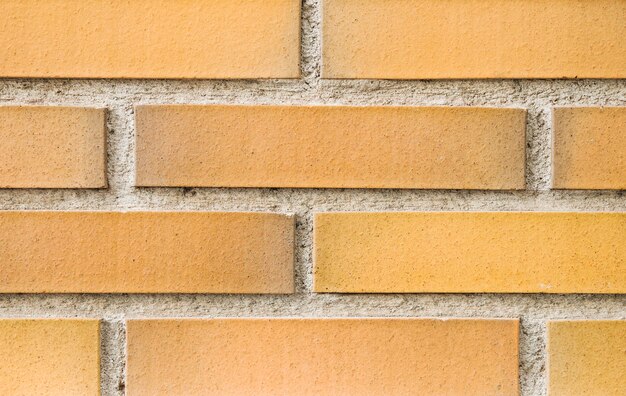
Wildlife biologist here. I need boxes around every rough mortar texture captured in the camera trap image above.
[0,1,624,395]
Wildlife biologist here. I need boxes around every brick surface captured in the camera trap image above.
[0,212,294,293]
[548,321,626,395]
[127,318,519,396]
[0,0,300,79]
[553,107,626,190]
[323,0,626,79]
[135,105,526,189]
[314,212,626,293]
[0,106,106,188]
[0,0,624,392]
[0,319,100,396]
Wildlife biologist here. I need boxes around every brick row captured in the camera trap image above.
[0,106,106,188]
[0,0,623,79]
[548,320,626,395]
[126,318,519,395]
[0,319,100,395]
[135,105,526,189]
[314,212,626,294]
[2,105,624,189]
[0,212,294,293]
[553,107,626,189]
[0,0,300,79]
[323,0,625,79]
[0,211,623,294]
[3,318,624,395]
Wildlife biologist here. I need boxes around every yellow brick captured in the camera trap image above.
[0,212,294,293]
[548,321,626,395]
[0,319,100,396]
[323,0,626,79]
[0,106,106,188]
[0,0,300,79]
[314,212,626,293]
[136,105,526,189]
[553,107,626,190]
[127,318,519,395]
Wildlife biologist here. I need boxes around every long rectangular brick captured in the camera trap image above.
[0,0,300,79]
[548,321,626,395]
[0,319,100,396]
[0,106,106,188]
[323,0,626,79]
[553,107,626,190]
[0,212,294,293]
[314,212,626,293]
[127,318,519,395]
[135,105,526,189]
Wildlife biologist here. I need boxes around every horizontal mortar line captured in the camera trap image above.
[0,206,624,213]
[0,87,625,100]
[2,304,623,323]
[1,206,624,212]
[0,312,624,321]
[0,188,623,198]
[0,95,624,105]
[1,197,624,210]
[1,78,625,86]
[0,98,623,110]
[1,294,624,305]
[0,304,623,315]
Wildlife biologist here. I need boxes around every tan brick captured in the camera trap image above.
[323,0,626,79]
[0,0,300,79]
[127,318,519,395]
[0,319,100,396]
[0,106,106,188]
[314,212,626,293]
[548,321,626,395]
[553,107,626,190]
[0,212,294,293]
[135,105,526,189]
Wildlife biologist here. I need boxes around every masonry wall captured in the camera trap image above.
[0,1,625,395]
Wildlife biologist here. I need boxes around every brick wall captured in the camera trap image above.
[0,1,624,395]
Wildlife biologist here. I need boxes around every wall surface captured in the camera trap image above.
[0,1,624,395]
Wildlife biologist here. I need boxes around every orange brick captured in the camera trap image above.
[135,105,526,189]
[0,212,294,293]
[0,319,100,396]
[0,106,106,188]
[314,212,626,293]
[0,0,300,79]
[548,321,626,395]
[553,107,626,190]
[127,318,519,395]
[323,0,626,79]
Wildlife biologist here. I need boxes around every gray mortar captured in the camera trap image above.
[0,1,625,395]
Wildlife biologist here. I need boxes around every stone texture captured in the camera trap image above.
[0,319,100,396]
[323,0,626,79]
[548,320,626,395]
[126,318,519,395]
[0,211,294,293]
[553,107,626,190]
[136,105,526,189]
[0,106,106,188]
[0,0,300,79]
[314,212,626,293]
